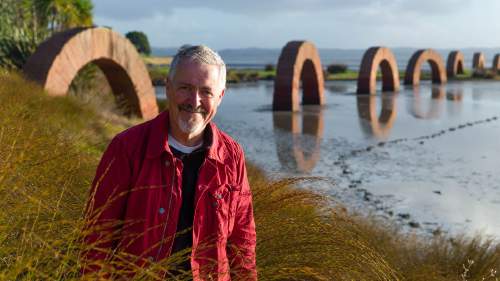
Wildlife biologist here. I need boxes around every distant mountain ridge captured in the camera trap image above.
[152,46,500,70]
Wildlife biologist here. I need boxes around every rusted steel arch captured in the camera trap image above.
[23,27,158,119]
[410,86,445,120]
[273,108,324,173]
[492,54,500,71]
[472,52,485,72]
[357,47,400,94]
[404,49,447,86]
[446,51,465,78]
[273,41,324,111]
[357,93,397,140]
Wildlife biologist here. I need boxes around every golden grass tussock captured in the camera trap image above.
[1,71,500,280]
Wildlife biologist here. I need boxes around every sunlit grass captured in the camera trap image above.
[1,71,500,280]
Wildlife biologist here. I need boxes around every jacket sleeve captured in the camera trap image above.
[81,136,132,275]
[228,149,257,281]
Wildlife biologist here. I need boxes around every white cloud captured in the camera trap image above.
[93,0,467,20]
[92,0,500,49]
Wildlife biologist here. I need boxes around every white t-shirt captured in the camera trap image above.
[168,133,203,154]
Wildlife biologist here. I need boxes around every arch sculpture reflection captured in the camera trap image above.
[273,41,324,111]
[357,46,400,94]
[446,88,464,116]
[23,27,158,119]
[273,108,324,173]
[446,88,464,102]
[410,86,445,120]
[404,49,447,86]
[357,93,397,140]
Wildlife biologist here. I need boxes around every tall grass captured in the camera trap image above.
[0,72,101,279]
[1,71,500,280]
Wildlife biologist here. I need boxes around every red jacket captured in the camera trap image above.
[83,111,257,280]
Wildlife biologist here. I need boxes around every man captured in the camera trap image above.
[83,45,257,280]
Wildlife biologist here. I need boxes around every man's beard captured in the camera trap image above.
[177,104,207,134]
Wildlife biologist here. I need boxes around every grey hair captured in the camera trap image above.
[168,45,226,89]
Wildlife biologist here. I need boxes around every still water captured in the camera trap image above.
[156,80,500,237]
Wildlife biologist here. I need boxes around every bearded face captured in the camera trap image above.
[166,60,225,142]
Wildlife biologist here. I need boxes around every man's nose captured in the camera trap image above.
[186,87,202,107]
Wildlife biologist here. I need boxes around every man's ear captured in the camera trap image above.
[217,89,225,106]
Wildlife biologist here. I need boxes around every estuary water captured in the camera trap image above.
[156,80,500,238]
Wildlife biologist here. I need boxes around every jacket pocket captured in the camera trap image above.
[208,184,241,238]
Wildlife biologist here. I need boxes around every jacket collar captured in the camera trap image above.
[145,111,224,163]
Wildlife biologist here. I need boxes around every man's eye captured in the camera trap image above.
[178,85,190,91]
[200,91,212,97]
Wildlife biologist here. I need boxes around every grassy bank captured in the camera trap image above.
[149,67,498,85]
[1,71,500,280]
[143,56,172,66]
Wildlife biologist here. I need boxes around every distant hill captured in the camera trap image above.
[151,47,179,57]
[152,46,500,70]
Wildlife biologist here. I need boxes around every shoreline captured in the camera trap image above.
[148,67,500,86]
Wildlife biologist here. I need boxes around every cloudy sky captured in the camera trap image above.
[93,0,500,50]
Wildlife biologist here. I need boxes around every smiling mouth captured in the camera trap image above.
[178,104,206,115]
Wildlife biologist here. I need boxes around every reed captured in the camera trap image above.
[1,71,499,280]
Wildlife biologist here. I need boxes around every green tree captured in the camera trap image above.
[326,64,348,74]
[125,31,151,55]
[0,0,93,69]
[30,0,93,33]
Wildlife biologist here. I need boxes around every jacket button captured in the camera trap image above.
[164,160,170,167]
[212,202,218,207]
[159,207,165,214]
